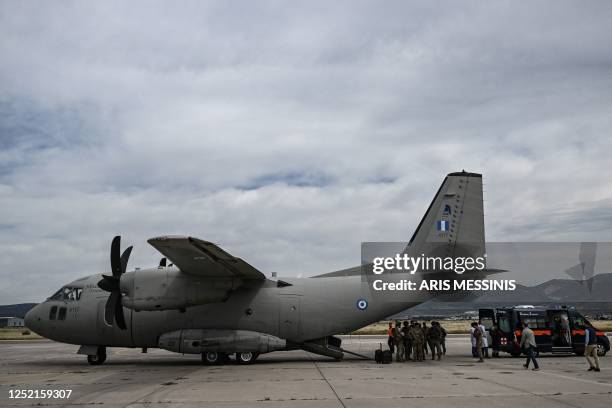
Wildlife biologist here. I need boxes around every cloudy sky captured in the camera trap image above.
[2,1,612,304]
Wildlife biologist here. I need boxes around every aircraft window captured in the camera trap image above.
[49,306,57,320]
[49,288,64,300]
[49,287,82,301]
[58,307,67,320]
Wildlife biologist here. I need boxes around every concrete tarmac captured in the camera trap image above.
[1,335,610,408]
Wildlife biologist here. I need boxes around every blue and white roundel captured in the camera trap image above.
[356,299,368,310]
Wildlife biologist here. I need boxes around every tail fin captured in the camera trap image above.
[406,171,485,261]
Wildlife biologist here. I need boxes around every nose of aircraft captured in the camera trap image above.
[24,305,41,333]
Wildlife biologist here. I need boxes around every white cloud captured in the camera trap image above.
[1,1,612,303]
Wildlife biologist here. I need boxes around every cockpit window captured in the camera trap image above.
[49,286,82,301]
[49,306,57,320]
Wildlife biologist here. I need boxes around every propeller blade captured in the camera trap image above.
[110,236,122,278]
[114,294,127,330]
[104,291,119,326]
[120,246,133,275]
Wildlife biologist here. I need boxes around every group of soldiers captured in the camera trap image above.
[386,320,447,362]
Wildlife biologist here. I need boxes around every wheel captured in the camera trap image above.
[202,351,228,365]
[87,346,106,365]
[236,352,259,365]
[596,343,607,357]
[510,351,521,358]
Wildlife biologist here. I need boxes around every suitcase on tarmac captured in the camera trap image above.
[382,350,393,364]
[375,349,383,363]
[375,342,393,364]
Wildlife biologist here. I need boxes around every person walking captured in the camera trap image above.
[520,322,539,371]
[584,325,601,372]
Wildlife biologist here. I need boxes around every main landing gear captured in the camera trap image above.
[201,351,259,365]
[87,346,107,365]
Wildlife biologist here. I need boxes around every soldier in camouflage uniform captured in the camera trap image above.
[393,321,405,362]
[410,322,425,361]
[427,321,443,361]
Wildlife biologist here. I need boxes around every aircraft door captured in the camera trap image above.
[279,295,301,341]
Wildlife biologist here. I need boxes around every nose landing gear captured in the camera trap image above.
[86,346,107,365]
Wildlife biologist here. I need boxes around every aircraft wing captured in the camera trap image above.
[147,236,265,280]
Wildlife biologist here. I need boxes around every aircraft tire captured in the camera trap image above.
[87,347,107,365]
[202,351,227,365]
[236,352,259,365]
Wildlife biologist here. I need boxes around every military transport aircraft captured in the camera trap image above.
[25,171,491,365]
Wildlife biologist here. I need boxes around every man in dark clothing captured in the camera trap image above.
[427,321,443,361]
[585,325,600,372]
[439,323,447,355]
[490,324,502,358]
[402,321,412,361]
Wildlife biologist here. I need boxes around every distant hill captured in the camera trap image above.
[0,303,37,318]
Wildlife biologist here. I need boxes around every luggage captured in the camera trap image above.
[375,342,393,364]
[375,349,383,363]
[382,350,392,364]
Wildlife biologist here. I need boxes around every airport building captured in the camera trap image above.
[0,316,25,328]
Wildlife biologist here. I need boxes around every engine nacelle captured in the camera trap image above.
[158,329,287,354]
[120,267,241,311]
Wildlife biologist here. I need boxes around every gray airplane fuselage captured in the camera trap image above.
[26,268,428,348]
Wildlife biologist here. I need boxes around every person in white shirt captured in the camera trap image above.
[479,320,489,358]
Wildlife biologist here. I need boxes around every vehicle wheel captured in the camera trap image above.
[236,352,259,365]
[596,343,607,357]
[202,351,227,365]
[575,349,584,356]
[87,347,106,365]
[510,351,521,358]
